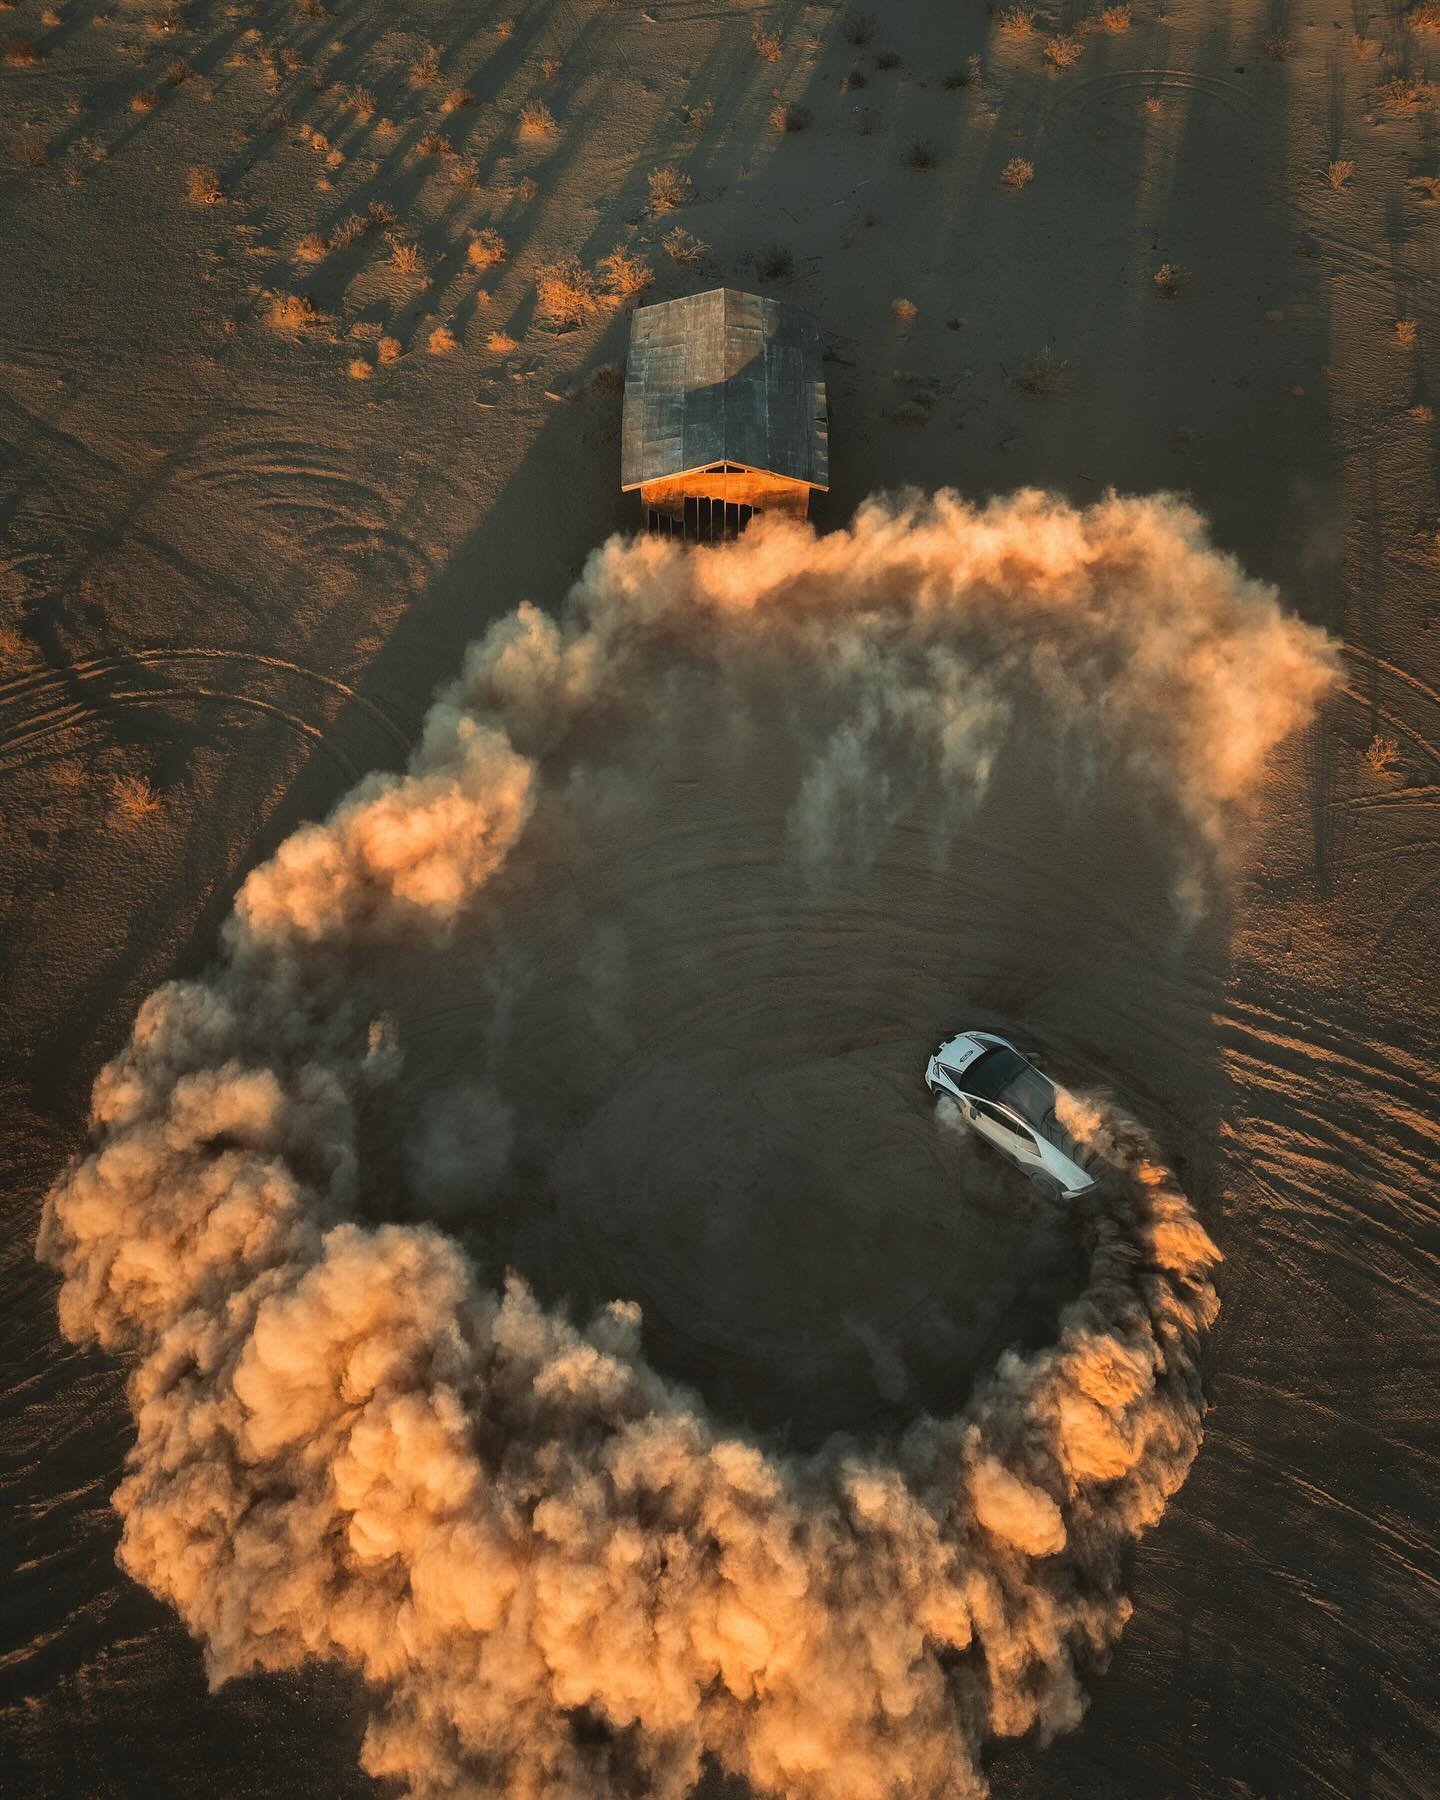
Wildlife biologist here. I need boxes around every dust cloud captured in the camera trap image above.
[39,491,1336,1798]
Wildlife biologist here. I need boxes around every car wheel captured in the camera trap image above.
[1027,1172,1064,1203]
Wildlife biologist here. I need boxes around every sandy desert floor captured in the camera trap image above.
[2,0,1437,1795]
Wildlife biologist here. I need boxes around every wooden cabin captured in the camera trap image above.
[621,288,829,541]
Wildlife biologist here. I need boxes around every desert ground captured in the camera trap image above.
[2,0,1437,1795]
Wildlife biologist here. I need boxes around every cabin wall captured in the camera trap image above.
[637,468,810,536]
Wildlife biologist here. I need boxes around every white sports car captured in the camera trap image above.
[925,1030,1096,1200]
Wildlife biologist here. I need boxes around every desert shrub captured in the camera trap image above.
[1016,347,1071,394]
[296,0,325,18]
[348,357,372,379]
[494,15,513,36]
[874,47,900,69]
[541,56,561,80]
[349,82,376,116]
[682,99,713,133]
[598,245,653,299]
[755,243,793,280]
[752,21,782,60]
[0,624,29,660]
[411,44,440,84]
[1001,154,1034,187]
[771,101,811,132]
[427,324,458,353]
[416,129,453,158]
[903,137,937,168]
[1044,33,1083,68]
[1094,4,1131,29]
[535,256,597,327]
[268,292,324,329]
[388,237,426,277]
[330,213,369,249]
[110,775,161,824]
[940,67,971,89]
[662,225,706,263]
[486,330,519,353]
[1154,261,1188,297]
[1363,734,1401,774]
[377,335,401,363]
[450,160,480,190]
[843,9,876,45]
[4,35,43,65]
[1393,317,1419,348]
[1380,73,1435,111]
[9,133,46,167]
[1265,35,1290,61]
[467,227,506,268]
[185,164,223,203]
[294,231,328,261]
[1326,158,1355,189]
[1408,401,1435,421]
[891,296,918,320]
[998,5,1036,34]
[843,65,867,89]
[131,88,159,112]
[518,98,555,138]
[367,198,397,226]
[165,57,193,84]
[648,164,691,210]
[1411,2,1440,28]
[442,87,474,112]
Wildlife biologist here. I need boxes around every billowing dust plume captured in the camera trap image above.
[40,491,1336,1797]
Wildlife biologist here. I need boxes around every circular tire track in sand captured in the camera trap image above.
[1042,67,1266,186]
[0,649,411,781]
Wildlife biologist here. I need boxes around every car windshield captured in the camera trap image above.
[959,1047,1055,1130]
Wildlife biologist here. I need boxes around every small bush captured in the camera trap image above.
[411,44,440,85]
[442,87,474,112]
[682,99,713,134]
[598,245,653,300]
[367,198,397,227]
[486,330,519,353]
[1393,318,1419,348]
[771,101,811,132]
[843,9,876,45]
[131,88,159,112]
[1411,2,1440,28]
[875,48,900,69]
[843,65,867,89]
[1016,347,1071,394]
[752,22,782,60]
[389,237,427,277]
[891,296,918,321]
[450,161,480,191]
[1380,74,1435,112]
[535,255,597,327]
[165,58,193,84]
[940,67,971,89]
[110,775,161,824]
[1000,155,1034,188]
[417,129,453,158]
[1264,35,1290,61]
[467,227,506,269]
[349,82,376,116]
[268,292,324,329]
[3,29,41,60]
[330,213,369,249]
[427,324,458,354]
[1044,33,1083,69]
[186,164,224,204]
[755,242,794,281]
[377,335,401,363]
[518,98,555,138]
[998,5,1036,34]
[10,133,47,167]
[662,225,706,263]
[1363,734,1401,774]
[1325,158,1355,190]
[648,164,691,210]
[1154,261,1188,297]
[294,231,329,261]
[1094,4,1131,29]
[348,357,372,379]
[903,137,937,168]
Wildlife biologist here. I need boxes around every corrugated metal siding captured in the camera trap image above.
[621,288,828,489]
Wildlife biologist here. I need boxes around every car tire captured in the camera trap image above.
[1027,1172,1064,1203]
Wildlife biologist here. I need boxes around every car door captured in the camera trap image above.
[969,1098,1044,1170]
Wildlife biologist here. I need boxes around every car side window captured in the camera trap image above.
[975,1099,1029,1142]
